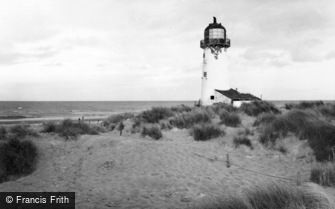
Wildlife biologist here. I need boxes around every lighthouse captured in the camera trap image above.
[200,17,231,106]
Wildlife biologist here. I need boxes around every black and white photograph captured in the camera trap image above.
[0,0,334,208]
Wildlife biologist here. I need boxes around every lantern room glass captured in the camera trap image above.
[209,28,224,39]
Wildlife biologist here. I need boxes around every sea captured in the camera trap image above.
[0,101,195,122]
[0,100,333,123]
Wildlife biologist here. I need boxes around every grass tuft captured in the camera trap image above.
[285,101,324,110]
[220,111,241,127]
[141,125,162,140]
[253,113,277,127]
[139,107,174,123]
[170,104,192,113]
[211,103,238,114]
[169,109,211,129]
[103,113,134,129]
[233,136,253,149]
[258,110,335,161]
[310,162,335,187]
[318,104,335,118]
[9,125,39,139]
[0,127,7,140]
[0,138,38,182]
[191,123,223,141]
[195,182,333,209]
[240,101,281,116]
[42,119,101,139]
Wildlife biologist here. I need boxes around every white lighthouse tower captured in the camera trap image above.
[200,17,231,106]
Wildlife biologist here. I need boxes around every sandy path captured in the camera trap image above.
[0,130,331,208]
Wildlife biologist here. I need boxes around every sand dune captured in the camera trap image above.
[0,129,333,208]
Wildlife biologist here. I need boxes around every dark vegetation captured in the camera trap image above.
[318,103,335,118]
[240,101,281,116]
[139,107,174,123]
[310,162,335,187]
[170,104,192,113]
[42,119,103,139]
[195,183,332,209]
[0,127,7,140]
[233,136,253,149]
[141,126,162,140]
[285,101,325,110]
[258,110,335,161]
[276,144,288,154]
[0,138,38,183]
[191,123,223,141]
[0,125,38,140]
[253,113,277,127]
[103,113,134,130]
[219,110,241,127]
[159,120,173,130]
[210,103,237,114]
[10,125,39,139]
[169,110,211,129]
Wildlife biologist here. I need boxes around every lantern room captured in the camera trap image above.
[200,17,230,50]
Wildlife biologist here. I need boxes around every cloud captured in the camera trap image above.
[325,51,335,60]
[0,52,23,65]
[0,0,335,100]
[0,46,60,65]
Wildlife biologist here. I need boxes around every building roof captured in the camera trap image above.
[215,88,261,101]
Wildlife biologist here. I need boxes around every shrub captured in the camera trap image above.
[9,125,38,139]
[139,107,174,123]
[233,136,253,149]
[276,144,288,154]
[159,121,173,130]
[141,126,162,140]
[245,183,331,209]
[304,123,335,161]
[253,113,277,126]
[259,110,317,145]
[310,162,335,187]
[43,119,101,139]
[103,113,134,127]
[318,104,335,118]
[211,103,237,114]
[195,183,333,209]
[191,123,223,141]
[238,128,254,136]
[258,110,335,161]
[0,138,38,182]
[240,101,281,116]
[170,104,192,113]
[285,101,324,110]
[59,120,100,138]
[169,110,211,129]
[131,117,142,133]
[42,122,57,133]
[220,111,241,127]
[0,127,7,140]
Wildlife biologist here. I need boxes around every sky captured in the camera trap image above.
[0,0,334,101]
